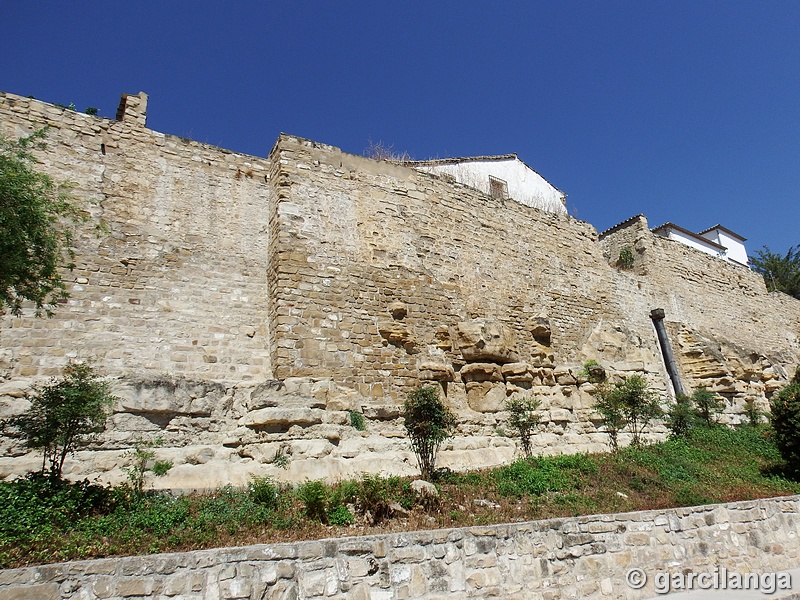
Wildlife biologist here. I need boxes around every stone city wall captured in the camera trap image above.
[0,91,273,383]
[268,133,800,421]
[600,215,800,415]
[0,495,798,599]
[1,92,800,486]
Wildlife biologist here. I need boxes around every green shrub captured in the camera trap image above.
[123,439,172,497]
[691,387,725,428]
[0,473,114,541]
[329,479,359,508]
[743,399,764,426]
[248,475,282,510]
[357,473,394,524]
[327,505,354,526]
[504,394,541,458]
[592,375,662,449]
[296,480,329,523]
[403,385,456,480]
[770,369,800,475]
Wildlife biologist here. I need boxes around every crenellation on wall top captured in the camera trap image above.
[598,214,648,240]
[115,91,148,127]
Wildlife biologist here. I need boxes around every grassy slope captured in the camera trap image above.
[0,425,797,569]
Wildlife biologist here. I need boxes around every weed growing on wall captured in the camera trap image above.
[349,410,366,431]
[123,439,173,497]
[617,246,635,269]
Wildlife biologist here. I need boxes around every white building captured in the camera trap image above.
[697,225,749,267]
[409,154,567,215]
[652,222,748,267]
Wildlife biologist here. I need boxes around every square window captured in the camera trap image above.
[489,176,508,199]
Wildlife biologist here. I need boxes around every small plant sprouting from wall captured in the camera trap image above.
[364,138,412,164]
[270,445,290,469]
[617,246,635,269]
[349,410,366,431]
[579,360,606,383]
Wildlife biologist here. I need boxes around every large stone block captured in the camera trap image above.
[240,408,326,430]
[451,320,519,363]
[460,363,503,383]
[114,377,226,417]
[466,382,507,413]
[418,362,455,382]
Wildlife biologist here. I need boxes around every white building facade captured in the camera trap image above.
[652,222,749,267]
[410,154,567,215]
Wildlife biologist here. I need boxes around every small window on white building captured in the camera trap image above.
[489,176,508,199]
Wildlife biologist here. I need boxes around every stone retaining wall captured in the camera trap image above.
[1,495,798,599]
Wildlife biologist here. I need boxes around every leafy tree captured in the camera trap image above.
[770,367,800,475]
[750,245,800,300]
[1,362,117,479]
[0,128,82,316]
[592,383,625,451]
[691,387,725,428]
[592,374,662,449]
[403,385,456,480]
[504,393,542,458]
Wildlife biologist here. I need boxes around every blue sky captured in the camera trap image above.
[3,2,799,256]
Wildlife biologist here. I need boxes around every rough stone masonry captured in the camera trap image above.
[1,90,799,486]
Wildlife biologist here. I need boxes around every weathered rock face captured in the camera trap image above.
[451,320,520,364]
[460,363,504,383]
